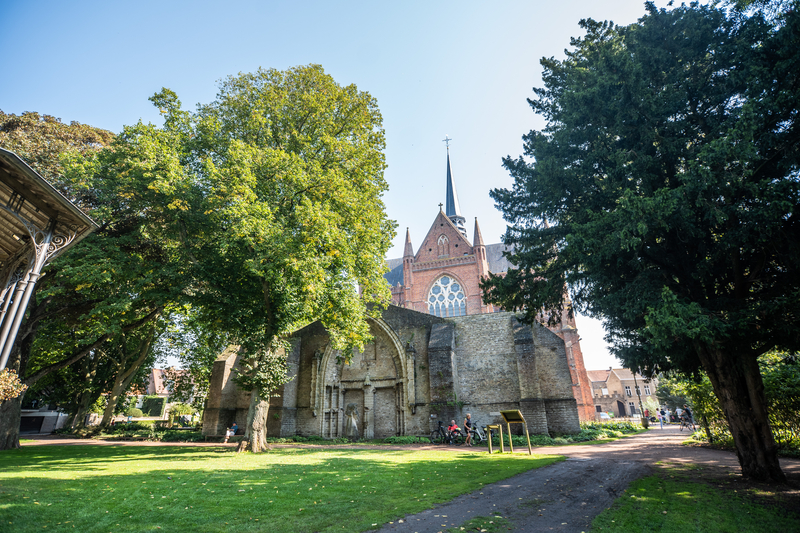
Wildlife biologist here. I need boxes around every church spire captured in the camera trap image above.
[443,136,467,237]
[403,227,414,258]
[473,217,485,247]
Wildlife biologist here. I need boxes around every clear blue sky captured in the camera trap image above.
[0,0,672,370]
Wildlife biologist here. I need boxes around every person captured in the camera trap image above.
[463,413,473,447]
[682,405,693,422]
[660,408,666,423]
[224,422,238,443]
[447,420,460,442]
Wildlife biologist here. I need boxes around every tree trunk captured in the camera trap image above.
[0,395,23,450]
[701,414,713,443]
[99,327,158,428]
[697,343,785,482]
[71,389,97,430]
[240,390,270,453]
[100,373,127,428]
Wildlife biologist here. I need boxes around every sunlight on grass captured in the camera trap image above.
[0,445,561,533]
[591,475,800,532]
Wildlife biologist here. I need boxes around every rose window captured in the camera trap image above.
[427,275,466,317]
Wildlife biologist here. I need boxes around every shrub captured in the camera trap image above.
[141,396,166,417]
[168,402,194,416]
[125,407,144,418]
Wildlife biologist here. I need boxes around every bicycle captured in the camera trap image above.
[429,421,449,444]
[679,415,695,432]
[461,423,487,446]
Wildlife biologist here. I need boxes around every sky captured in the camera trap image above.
[0,0,674,370]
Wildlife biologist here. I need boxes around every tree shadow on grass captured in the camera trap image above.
[0,445,561,533]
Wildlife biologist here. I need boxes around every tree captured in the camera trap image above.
[129,65,394,451]
[483,4,800,481]
[0,112,189,449]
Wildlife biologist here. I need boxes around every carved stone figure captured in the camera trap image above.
[344,403,360,438]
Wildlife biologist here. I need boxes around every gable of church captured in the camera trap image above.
[414,210,473,263]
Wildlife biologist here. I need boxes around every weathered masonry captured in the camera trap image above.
[203,305,581,439]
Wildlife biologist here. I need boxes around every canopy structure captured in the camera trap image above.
[0,147,98,370]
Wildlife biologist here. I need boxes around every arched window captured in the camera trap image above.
[427,275,466,317]
[437,234,450,257]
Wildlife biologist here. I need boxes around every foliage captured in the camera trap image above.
[124,407,144,418]
[1,105,188,448]
[664,352,800,453]
[592,472,800,532]
[140,396,166,417]
[0,110,114,194]
[642,397,660,416]
[483,2,800,481]
[167,402,194,416]
[482,421,641,448]
[0,445,560,532]
[127,65,395,451]
[158,311,226,409]
[0,369,27,401]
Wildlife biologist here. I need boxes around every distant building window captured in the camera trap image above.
[629,402,637,414]
[644,385,651,395]
[601,388,608,396]
[596,405,602,412]
[625,386,632,397]
[428,275,466,317]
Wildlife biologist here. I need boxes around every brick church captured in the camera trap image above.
[203,147,594,441]
[384,147,594,421]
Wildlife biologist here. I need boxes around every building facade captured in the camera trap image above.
[587,368,660,418]
[203,305,582,439]
[384,148,595,421]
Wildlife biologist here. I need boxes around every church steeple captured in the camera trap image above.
[443,137,467,237]
[403,227,414,258]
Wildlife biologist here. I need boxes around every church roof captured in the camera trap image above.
[385,258,404,286]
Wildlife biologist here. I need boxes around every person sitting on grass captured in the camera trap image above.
[224,422,238,443]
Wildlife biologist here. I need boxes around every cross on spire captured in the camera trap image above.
[442,135,452,149]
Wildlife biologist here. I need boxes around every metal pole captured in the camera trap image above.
[0,272,39,369]
[0,279,28,370]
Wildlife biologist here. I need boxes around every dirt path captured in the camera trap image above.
[23,426,800,532]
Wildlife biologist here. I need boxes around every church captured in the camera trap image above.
[202,148,593,440]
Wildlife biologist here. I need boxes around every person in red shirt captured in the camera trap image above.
[447,420,460,442]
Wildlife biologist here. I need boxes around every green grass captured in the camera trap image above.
[0,445,562,533]
[591,474,800,532]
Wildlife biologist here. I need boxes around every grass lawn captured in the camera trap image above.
[591,471,800,532]
[0,445,561,533]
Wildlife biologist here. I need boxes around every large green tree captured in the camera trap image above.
[0,112,188,449]
[123,65,394,451]
[483,3,800,481]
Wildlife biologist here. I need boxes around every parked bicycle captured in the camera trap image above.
[679,414,695,432]
[429,420,449,444]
